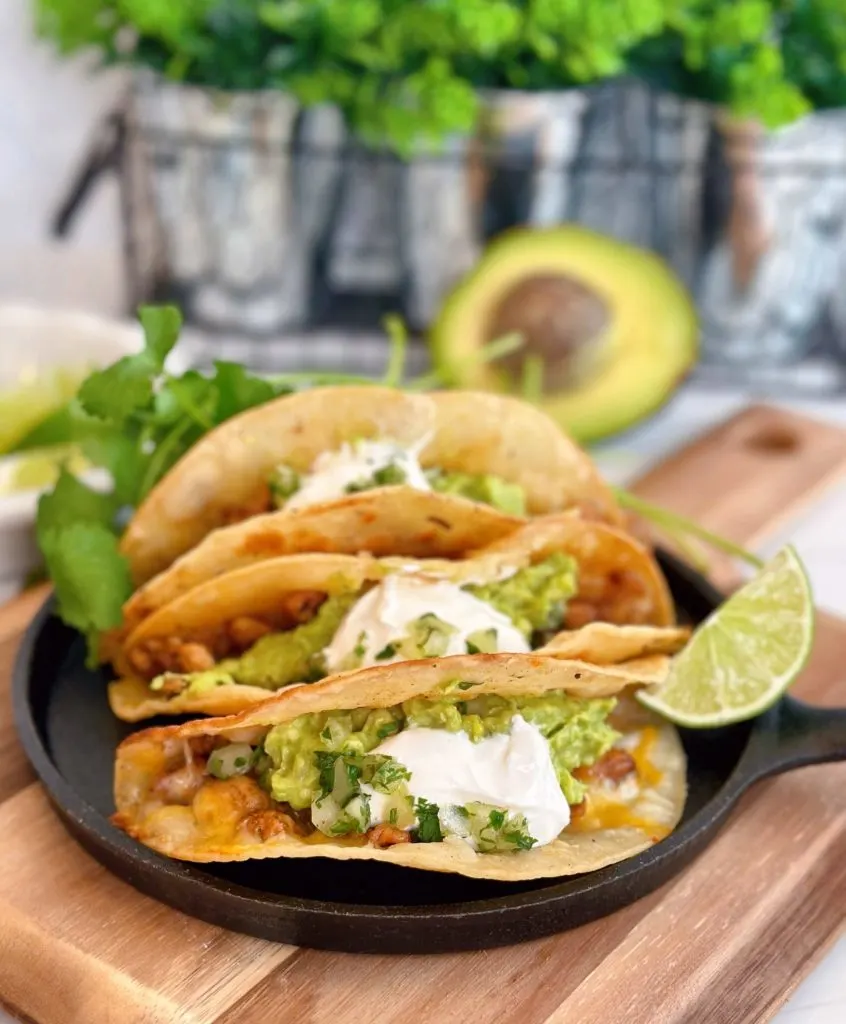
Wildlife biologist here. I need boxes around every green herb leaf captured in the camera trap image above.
[315,750,340,797]
[414,798,443,843]
[39,522,133,664]
[377,721,399,740]
[138,305,183,364]
[36,467,117,535]
[375,642,397,661]
[78,305,181,425]
[213,361,290,422]
[369,756,411,794]
[372,462,407,486]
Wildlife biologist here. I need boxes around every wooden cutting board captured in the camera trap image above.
[2,403,846,1024]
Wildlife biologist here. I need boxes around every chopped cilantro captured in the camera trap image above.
[458,802,537,854]
[344,461,407,495]
[370,757,411,794]
[375,642,398,661]
[503,830,537,851]
[315,751,340,797]
[377,721,400,740]
[269,464,301,506]
[414,799,443,843]
[353,631,368,660]
[488,808,506,830]
[344,478,370,494]
[330,819,358,836]
[388,808,398,826]
[373,463,407,486]
[458,681,481,691]
[344,759,362,790]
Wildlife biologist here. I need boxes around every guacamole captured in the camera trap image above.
[262,690,618,809]
[157,552,578,697]
[182,592,358,695]
[466,551,578,637]
[426,468,526,516]
[268,460,526,516]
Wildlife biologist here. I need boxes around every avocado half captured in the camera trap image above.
[429,226,699,443]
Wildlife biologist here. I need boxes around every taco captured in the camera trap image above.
[110,515,683,721]
[112,653,686,881]
[119,387,623,586]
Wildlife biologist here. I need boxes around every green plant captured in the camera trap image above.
[35,1,846,150]
[631,0,846,128]
[33,1,675,151]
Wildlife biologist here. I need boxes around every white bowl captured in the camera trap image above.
[0,306,144,603]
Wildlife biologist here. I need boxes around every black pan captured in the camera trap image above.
[12,552,846,954]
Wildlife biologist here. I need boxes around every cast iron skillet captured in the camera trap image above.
[12,552,846,954]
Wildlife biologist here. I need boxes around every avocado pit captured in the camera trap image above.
[488,274,613,392]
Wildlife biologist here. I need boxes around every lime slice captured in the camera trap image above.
[0,367,86,454]
[0,445,90,496]
[637,546,813,728]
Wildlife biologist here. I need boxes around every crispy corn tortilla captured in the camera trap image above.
[119,387,622,585]
[111,515,676,720]
[542,623,690,663]
[113,654,686,881]
[109,637,676,722]
[118,489,523,642]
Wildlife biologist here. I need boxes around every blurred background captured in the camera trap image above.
[7,0,846,403]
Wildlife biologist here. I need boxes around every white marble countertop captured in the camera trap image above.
[2,0,844,1017]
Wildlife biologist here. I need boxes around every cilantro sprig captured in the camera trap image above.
[35,305,299,660]
[33,304,521,664]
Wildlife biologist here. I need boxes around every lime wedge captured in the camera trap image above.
[637,546,813,728]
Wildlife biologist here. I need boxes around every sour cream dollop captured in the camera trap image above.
[284,439,430,512]
[366,716,570,847]
[323,574,529,673]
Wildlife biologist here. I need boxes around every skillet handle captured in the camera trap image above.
[740,695,846,785]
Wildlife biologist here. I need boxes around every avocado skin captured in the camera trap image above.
[428,225,699,444]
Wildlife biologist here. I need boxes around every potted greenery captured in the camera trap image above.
[36,0,846,366]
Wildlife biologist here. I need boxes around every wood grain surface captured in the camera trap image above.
[2,404,846,1024]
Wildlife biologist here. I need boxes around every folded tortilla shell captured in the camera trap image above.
[119,387,622,585]
[542,623,690,663]
[110,515,675,719]
[118,489,522,642]
[113,652,686,881]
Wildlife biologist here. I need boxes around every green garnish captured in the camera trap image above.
[377,721,400,740]
[34,306,295,662]
[442,802,537,853]
[414,798,443,843]
[369,757,412,794]
[344,459,408,494]
[409,613,456,657]
[36,469,131,665]
[207,743,256,780]
[373,463,407,486]
[269,464,300,506]
[352,631,368,662]
[375,642,398,661]
[315,751,409,801]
